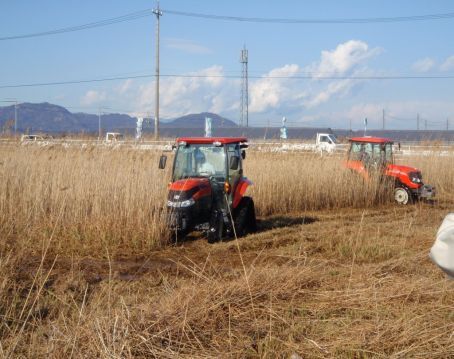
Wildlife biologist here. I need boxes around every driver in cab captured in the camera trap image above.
[195,151,215,175]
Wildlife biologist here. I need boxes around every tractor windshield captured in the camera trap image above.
[173,143,226,181]
[349,141,393,166]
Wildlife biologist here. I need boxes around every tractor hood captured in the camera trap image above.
[386,164,420,176]
[169,178,210,192]
[168,178,212,205]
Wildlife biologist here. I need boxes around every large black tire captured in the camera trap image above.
[207,210,224,244]
[233,197,257,237]
[170,228,190,244]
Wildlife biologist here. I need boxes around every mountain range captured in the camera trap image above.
[1,102,454,141]
[0,102,238,134]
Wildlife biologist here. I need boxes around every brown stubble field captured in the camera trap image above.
[1,144,454,357]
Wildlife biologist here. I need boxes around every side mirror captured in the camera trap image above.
[241,150,246,160]
[229,156,240,170]
[158,155,167,169]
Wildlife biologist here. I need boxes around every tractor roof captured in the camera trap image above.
[349,136,393,144]
[176,137,248,145]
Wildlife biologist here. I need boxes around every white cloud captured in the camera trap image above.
[440,55,454,71]
[249,64,306,113]
[412,58,436,72]
[303,40,381,108]
[165,38,212,54]
[117,79,134,95]
[249,41,381,113]
[310,40,381,77]
[80,90,106,106]
[82,40,381,121]
[137,65,238,118]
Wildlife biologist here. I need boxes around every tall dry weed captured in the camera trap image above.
[247,152,392,215]
[2,146,453,255]
[0,146,170,256]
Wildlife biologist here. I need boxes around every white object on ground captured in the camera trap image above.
[430,213,454,278]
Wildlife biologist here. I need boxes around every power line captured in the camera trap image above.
[163,9,454,24]
[1,73,454,89]
[0,9,153,41]
[387,114,415,122]
[2,8,454,42]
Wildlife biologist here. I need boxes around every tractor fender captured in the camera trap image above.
[232,178,253,209]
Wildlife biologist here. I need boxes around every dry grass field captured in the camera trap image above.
[1,144,454,357]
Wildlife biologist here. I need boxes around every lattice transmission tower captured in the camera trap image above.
[240,46,249,127]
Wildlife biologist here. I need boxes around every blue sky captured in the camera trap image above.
[1,0,454,129]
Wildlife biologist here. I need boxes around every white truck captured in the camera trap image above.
[105,132,124,143]
[315,133,339,153]
[277,133,343,153]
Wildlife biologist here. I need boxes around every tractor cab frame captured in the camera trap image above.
[159,137,256,242]
[346,137,394,176]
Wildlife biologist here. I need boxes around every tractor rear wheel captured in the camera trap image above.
[394,187,412,205]
[233,196,257,237]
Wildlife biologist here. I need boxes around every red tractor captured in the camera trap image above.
[345,136,435,204]
[159,137,257,242]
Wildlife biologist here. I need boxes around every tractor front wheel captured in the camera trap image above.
[207,210,225,244]
[233,196,257,237]
[394,187,412,205]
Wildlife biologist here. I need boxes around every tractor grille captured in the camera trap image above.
[168,186,200,201]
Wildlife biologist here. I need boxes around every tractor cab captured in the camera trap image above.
[346,136,435,204]
[159,137,256,242]
[346,137,394,176]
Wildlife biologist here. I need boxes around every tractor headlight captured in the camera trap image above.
[409,171,423,184]
[408,172,422,184]
[167,198,195,208]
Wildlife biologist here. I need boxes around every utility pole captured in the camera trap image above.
[382,108,385,130]
[153,1,162,140]
[264,118,270,139]
[98,107,101,140]
[447,117,450,131]
[425,119,427,131]
[240,45,249,127]
[417,113,420,131]
[14,101,17,137]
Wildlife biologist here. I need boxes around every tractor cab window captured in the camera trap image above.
[173,144,226,181]
[349,142,363,161]
[384,143,393,163]
[362,143,383,167]
[364,143,373,157]
[375,143,393,165]
[320,135,330,143]
[349,140,394,168]
[227,144,242,185]
[349,141,393,167]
